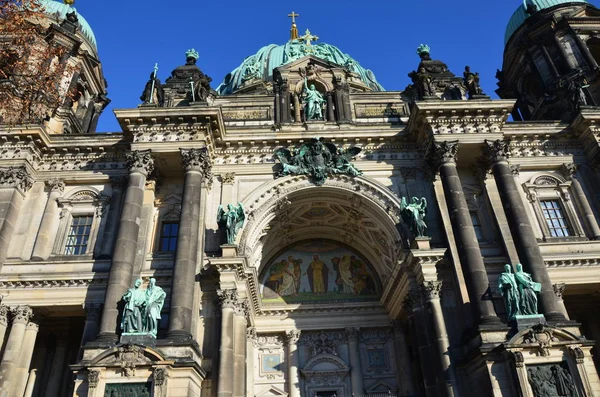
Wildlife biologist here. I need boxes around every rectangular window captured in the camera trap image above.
[470,211,485,242]
[159,222,179,252]
[540,200,571,237]
[64,215,93,255]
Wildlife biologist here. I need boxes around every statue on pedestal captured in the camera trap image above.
[121,279,146,334]
[408,66,434,99]
[145,278,166,338]
[499,264,520,321]
[140,64,164,106]
[303,78,325,121]
[400,197,427,237]
[515,263,541,315]
[463,66,484,99]
[217,203,246,245]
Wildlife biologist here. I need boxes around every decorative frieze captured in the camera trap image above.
[299,330,343,357]
[0,278,106,289]
[126,150,155,176]
[0,167,33,194]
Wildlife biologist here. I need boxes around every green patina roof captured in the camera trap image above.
[216,40,384,95]
[40,0,97,49]
[505,0,589,45]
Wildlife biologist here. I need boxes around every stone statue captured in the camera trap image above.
[303,78,326,121]
[121,279,146,334]
[568,77,589,112]
[274,138,362,185]
[463,66,483,99]
[400,197,427,237]
[140,70,164,106]
[144,278,166,337]
[217,203,246,245]
[515,263,542,315]
[408,66,434,99]
[499,264,520,321]
[528,365,578,397]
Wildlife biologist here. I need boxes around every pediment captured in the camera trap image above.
[275,55,344,73]
[256,385,288,397]
[90,343,165,366]
[366,380,396,393]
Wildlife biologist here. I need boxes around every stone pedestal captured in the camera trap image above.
[120,333,157,347]
[411,236,431,250]
[221,244,238,258]
[515,314,546,331]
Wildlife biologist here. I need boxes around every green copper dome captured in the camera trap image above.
[216,40,385,95]
[505,0,589,45]
[40,0,97,49]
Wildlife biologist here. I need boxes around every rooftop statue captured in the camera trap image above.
[408,67,434,99]
[274,138,362,185]
[499,264,520,321]
[217,203,246,245]
[303,78,326,121]
[515,263,541,315]
[463,66,484,99]
[140,64,164,106]
[185,49,213,102]
[400,197,427,237]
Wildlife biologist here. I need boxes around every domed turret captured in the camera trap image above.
[497,0,600,121]
[39,0,97,51]
[216,33,384,95]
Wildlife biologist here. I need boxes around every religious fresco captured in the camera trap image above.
[260,240,379,304]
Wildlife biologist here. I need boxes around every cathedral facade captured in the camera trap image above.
[1,1,600,397]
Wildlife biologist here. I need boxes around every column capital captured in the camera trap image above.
[246,326,258,342]
[220,173,235,185]
[46,179,65,194]
[482,139,510,164]
[11,305,33,324]
[284,329,301,345]
[421,280,442,301]
[345,327,360,341]
[217,289,239,310]
[126,150,155,176]
[0,167,33,194]
[180,148,213,177]
[427,140,459,170]
[561,163,578,179]
[510,164,521,176]
[552,283,566,299]
[87,369,100,389]
[0,304,8,325]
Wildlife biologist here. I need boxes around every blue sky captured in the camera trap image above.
[69,0,587,132]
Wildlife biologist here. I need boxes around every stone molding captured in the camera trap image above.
[11,305,33,324]
[46,179,66,193]
[427,141,458,169]
[126,150,155,176]
[0,167,33,194]
[153,367,167,386]
[0,278,107,289]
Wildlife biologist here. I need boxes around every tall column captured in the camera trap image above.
[561,163,600,240]
[97,150,154,341]
[13,320,39,397]
[391,320,417,396]
[483,140,566,322]
[30,180,65,260]
[167,148,211,340]
[246,328,257,397]
[285,330,301,397]
[45,338,68,397]
[422,281,456,397]
[79,303,102,356]
[0,167,33,269]
[552,284,570,320]
[217,289,236,397]
[406,293,437,397]
[23,369,36,397]
[0,305,8,354]
[232,303,247,397]
[428,141,501,326]
[345,328,365,395]
[97,177,126,259]
[326,92,335,122]
[293,94,301,123]
[0,306,33,393]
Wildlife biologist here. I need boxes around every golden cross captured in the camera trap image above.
[288,11,299,24]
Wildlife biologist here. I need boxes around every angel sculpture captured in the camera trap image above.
[217,203,246,245]
[400,196,427,237]
[331,147,363,176]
